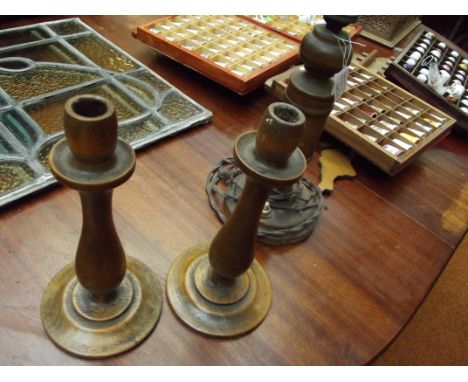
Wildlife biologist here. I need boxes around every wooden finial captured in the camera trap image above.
[286,15,357,160]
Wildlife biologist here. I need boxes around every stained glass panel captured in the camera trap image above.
[117,76,159,107]
[49,20,88,36]
[0,161,35,194]
[118,116,164,143]
[68,35,138,72]
[160,92,202,122]
[0,27,50,49]
[130,71,171,93]
[37,138,60,170]
[0,42,84,65]
[0,18,211,207]
[0,65,101,101]
[0,135,15,154]
[1,110,38,149]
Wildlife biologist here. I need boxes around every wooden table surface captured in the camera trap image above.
[0,16,467,365]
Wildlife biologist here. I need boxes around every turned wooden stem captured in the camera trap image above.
[285,15,357,161]
[209,178,270,278]
[207,102,306,280]
[299,104,333,160]
[49,94,135,300]
[76,190,126,296]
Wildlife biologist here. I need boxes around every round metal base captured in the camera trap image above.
[40,257,163,359]
[166,244,272,337]
[225,173,323,246]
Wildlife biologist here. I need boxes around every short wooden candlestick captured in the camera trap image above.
[40,95,163,358]
[167,102,306,336]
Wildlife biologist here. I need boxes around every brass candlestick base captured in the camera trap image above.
[41,95,162,358]
[41,257,162,358]
[166,245,271,337]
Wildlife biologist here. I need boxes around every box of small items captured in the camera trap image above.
[327,64,455,175]
[133,16,300,95]
[265,64,455,175]
[385,26,468,132]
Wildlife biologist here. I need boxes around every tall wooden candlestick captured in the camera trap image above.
[167,102,306,336]
[41,95,163,358]
[207,16,356,246]
[286,15,357,160]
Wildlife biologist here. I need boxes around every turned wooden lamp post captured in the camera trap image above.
[40,95,163,358]
[207,16,357,246]
[285,15,358,159]
[167,102,306,336]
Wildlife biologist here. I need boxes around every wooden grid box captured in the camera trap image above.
[133,16,301,95]
[265,64,455,175]
[328,64,455,174]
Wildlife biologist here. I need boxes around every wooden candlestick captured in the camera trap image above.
[167,102,306,337]
[40,95,163,358]
[286,15,357,160]
[207,16,357,246]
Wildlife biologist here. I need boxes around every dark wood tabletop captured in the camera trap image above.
[0,15,467,365]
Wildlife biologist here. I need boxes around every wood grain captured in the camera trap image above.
[372,233,468,365]
[0,16,466,365]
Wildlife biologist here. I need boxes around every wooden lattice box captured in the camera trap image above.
[133,16,300,95]
[265,64,455,175]
[358,16,420,48]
